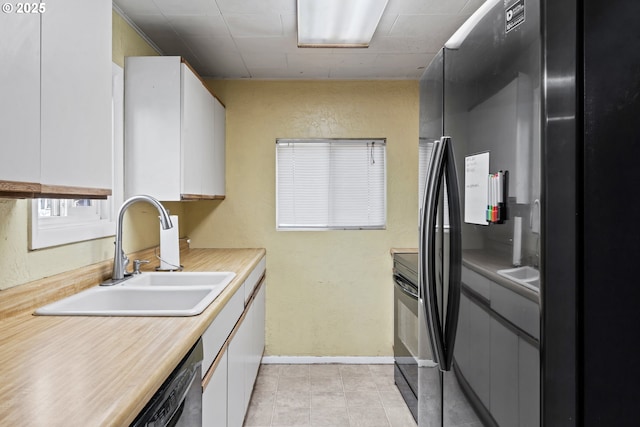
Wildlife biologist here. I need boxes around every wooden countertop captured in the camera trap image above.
[0,248,265,427]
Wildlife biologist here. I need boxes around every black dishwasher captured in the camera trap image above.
[131,339,203,427]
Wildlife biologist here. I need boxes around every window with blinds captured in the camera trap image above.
[276,138,386,230]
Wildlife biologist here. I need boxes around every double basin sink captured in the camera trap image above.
[35,272,236,317]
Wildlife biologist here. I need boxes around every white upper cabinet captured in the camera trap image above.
[0,0,112,198]
[0,12,40,196]
[40,0,112,196]
[124,56,226,201]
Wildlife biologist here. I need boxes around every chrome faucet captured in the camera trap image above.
[110,195,173,282]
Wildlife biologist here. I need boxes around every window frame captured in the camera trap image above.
[28,62,124,249]
[275,138,387,231]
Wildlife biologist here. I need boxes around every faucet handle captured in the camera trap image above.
[133,259,150,275]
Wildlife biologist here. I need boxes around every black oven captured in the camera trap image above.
[393,252,419,422]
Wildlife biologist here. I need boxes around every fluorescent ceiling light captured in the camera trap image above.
[297,0,389,48]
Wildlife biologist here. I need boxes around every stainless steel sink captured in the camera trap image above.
[34,271,236,317]
[497,266,540,291]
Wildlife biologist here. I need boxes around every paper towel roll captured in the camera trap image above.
[159,215,180,270]
[513,216,522,267]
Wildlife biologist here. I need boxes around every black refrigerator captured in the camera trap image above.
[417,0,640,426]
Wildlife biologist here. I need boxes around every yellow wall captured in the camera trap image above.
[186,80,419,357]
[0,10,175,291]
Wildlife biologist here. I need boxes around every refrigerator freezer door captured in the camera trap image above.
[442,0,542,425]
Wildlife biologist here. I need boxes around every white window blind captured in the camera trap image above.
[276,139,386,230]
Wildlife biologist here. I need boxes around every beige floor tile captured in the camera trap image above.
[380,389,407,408]
[278,376,310,392]
[310,391,347,408]
[373,375,398,391]
[244,404,274,427]
[250,389,277,407]
[342,375,378,392]
[276,390,311,408]
[310,376,344,392]
[369,364,395,377]
[347,406,391,427]
[310,407,350,426]
[259,364,281,377]
[310,364,341,378]
[385,406,418,427]
[345,391,383,408]
[340,365,372,377]
[255,375,279,392]
[272,407,310,426]
[279,364,311,377]
[244,364,414,427]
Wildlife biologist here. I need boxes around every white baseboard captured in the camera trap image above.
[261,356,394,365]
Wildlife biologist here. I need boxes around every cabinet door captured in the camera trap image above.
[203,349,228,427]
[466,296,491,408]
[181,63,213,197]
[249,281,266,387]
[228,315,251,427]
[490,318,519,427]
[40,0,112,194]
[518,338,540,427]
[212,98,226,196]
[0,12,40,192]
[125,56,182,200]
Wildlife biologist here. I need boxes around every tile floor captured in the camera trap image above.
[243,364,418,427]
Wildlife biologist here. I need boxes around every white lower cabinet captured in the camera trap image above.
[201,258,266,427]
[228,305,252,427]
[203,349,228,427]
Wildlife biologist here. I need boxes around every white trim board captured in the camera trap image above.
[261,356,394,365]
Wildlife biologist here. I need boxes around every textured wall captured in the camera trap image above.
[186,80,420,357]
[0,10,176,291]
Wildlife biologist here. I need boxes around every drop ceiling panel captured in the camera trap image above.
[152,0,220,16]
[113,0,485,79]
[225,13,284,38]
[167,15,228,38]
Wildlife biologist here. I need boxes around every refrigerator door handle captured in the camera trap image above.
[419,137,447,368]
[441,136,462,372]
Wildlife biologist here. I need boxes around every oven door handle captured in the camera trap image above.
[395,277,419,299]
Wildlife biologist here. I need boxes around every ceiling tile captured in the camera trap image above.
[234,37,299,54]
[385,0,471,15]
[374,53,430,69]
[167,15,229,39]
[187,35,239,57]
[389,14,468,39]
[225,14,284,38]
[280,13,297,36]
[243,52,288,69]
[215,0,295,15]
[114,0,162,16]
[369,35,440,54]
[115,0,476,79]
[152,0,220,16]
[127,14,177,41]
[198,51,249,78]
[286,53,335,69]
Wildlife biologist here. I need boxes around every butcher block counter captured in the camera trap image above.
[0,247,265,426]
